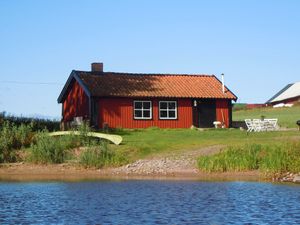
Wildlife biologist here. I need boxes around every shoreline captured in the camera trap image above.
[0,163,262,182]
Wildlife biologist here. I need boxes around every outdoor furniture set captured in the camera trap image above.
[245,118,278,132]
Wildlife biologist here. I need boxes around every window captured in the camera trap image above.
[159,101,177,119]
[134,101,152,119]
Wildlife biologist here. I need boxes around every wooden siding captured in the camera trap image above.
[63,80,89,122]
[98,98,193,128]
[216,99,230,128]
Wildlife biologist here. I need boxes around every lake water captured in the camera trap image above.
[1,180,300,224]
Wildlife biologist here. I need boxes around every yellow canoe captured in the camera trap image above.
[49,131,122,145]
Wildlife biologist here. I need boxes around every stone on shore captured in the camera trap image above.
[293,175,300,183]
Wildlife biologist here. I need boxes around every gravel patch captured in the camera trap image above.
[112,145,223,175]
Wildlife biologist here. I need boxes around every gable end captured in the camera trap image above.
[57,70,91,103]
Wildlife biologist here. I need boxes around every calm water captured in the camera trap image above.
[1,180,300,224]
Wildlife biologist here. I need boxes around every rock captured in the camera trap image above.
[293,175,300,183]
[282,177,292,182]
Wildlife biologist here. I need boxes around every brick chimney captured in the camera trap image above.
[91,62,103,72]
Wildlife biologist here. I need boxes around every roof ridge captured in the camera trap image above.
[76,70,214,77]
[105,72,214,77]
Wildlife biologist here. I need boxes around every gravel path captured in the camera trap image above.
[112,145,224,176]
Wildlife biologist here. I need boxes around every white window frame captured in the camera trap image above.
[159,101,177,120]
[134,100,152,120]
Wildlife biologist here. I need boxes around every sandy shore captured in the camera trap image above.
[0,162,261,182]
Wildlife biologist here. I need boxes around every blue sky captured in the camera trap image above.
[0,0,299,118]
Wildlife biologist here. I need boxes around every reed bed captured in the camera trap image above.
[198,142,300,174]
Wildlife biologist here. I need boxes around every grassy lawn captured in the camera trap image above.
[113,128,300,161]
[233,105,300,128]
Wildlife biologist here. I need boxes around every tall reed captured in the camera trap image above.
[79,141,128,168]
[198,142,300,175]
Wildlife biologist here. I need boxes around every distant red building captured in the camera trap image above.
[266,82,300,106]
[246,104,266,109]
[57,63,237,129]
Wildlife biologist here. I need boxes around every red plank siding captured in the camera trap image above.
[98,98,193,129]
[63,80,89,122]
[216,99,230,128]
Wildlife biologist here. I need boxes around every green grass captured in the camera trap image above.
[29,131,77,164]
[0,115,300,175]
[113,128,300,161]
[26,127,300,172]
[232,103,247,111]
[198,144,260,172]
[197,142,300,175]
[0,121,33,163]
[79,142,128,169]
[28,125,128,167]
[233,105,300,128]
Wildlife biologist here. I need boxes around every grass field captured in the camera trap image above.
[233,105,300,128]
[113,128,300,161]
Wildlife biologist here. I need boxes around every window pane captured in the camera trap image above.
[143,110,151,118]
[168,102,176,109]
[160,102,167,109]
[169,111,176,118]
[135,102,142,109]
[143,102,151,109]
[160,110,167,118]
[134,110,142,118]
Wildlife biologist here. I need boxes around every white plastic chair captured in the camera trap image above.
[245,119,254,132]
[253,119,264,132]
[267,119,278,131]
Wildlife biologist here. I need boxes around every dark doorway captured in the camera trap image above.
[90,98,99,128]
[195,99,216,128]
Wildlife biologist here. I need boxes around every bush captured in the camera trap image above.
[77,122,92,146]
[29,131,74,164]
[0,121,33,163]
[0,111,60,132]
[79,142,127,168]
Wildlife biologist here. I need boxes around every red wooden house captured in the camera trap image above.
[57,63,237,129]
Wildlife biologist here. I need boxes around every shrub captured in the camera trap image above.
[0,111,60,132]
[29,131,73,164]
[77,122,92,146]
[0,121,33,163]
[79,142,127,168]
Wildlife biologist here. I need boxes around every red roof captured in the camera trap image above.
[58,71,237,103]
